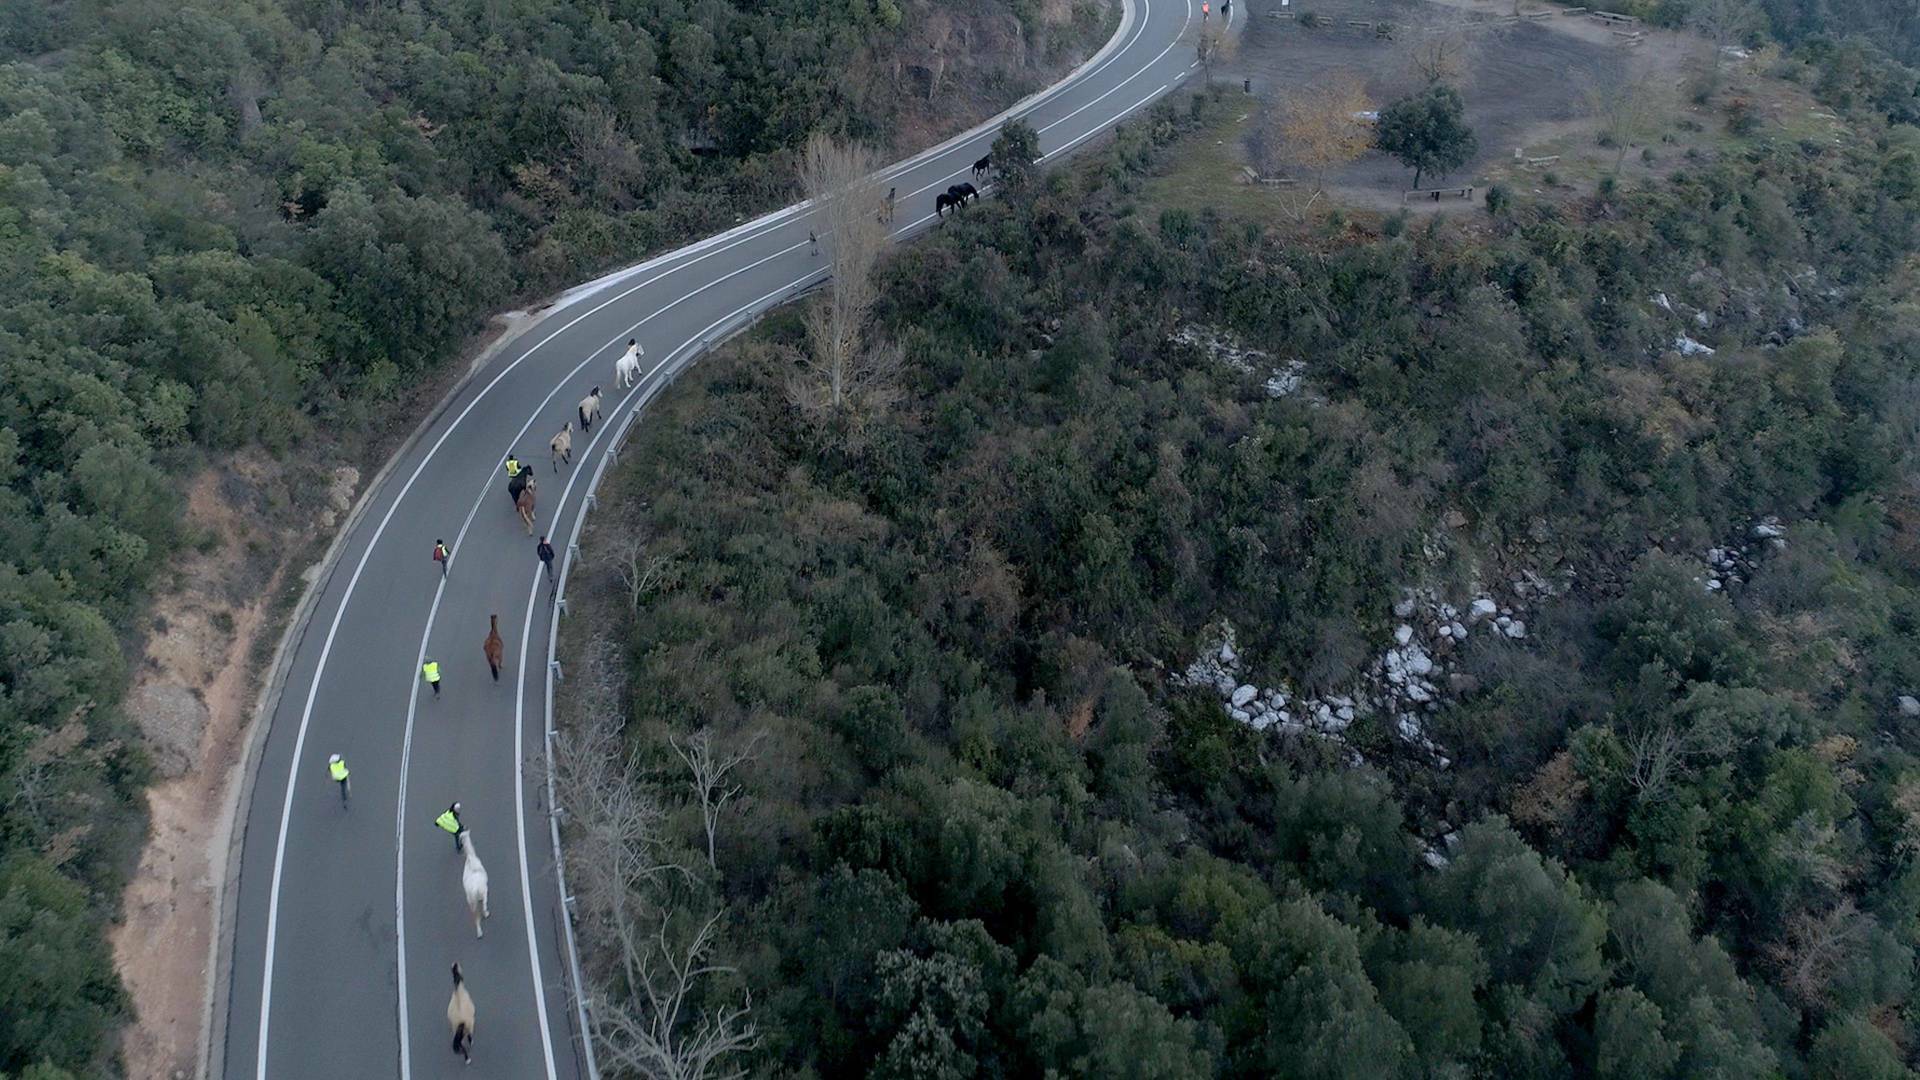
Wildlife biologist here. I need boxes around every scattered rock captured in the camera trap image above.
[1901,696,1920,718]
[1673,335,1716,357]
[1470,597,1497,620]
[1231,684,1258,708]
[1394,624,1414,645]
[1504,621,1527,639]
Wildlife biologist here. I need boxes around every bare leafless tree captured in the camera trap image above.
[1195,21,1235,82]
[1260,74,1374,221]
[1583,55,1668,174]
[554,691,757,1079]
[672,728,766,872]
[1393,10,1486,95]
[1691,0,1761,64]
[1768,900,1868,1011]
[611,534,679,613]
[592,909,759,1080]
[794,133,894,420]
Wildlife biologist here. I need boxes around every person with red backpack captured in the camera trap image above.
[433,538,451,578]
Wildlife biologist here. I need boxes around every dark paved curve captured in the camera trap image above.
[219,1,1200,1075]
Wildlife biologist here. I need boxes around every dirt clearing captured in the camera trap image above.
[1150,0,1770,216]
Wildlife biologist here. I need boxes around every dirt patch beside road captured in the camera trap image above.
[110,462,314,1080]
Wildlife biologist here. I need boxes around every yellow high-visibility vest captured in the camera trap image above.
[504,457,522,477]
[329,759,349,782]
[435,810,460,834]
[422,661,441,683]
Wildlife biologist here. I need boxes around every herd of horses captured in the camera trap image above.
[934,154,992,217]
[438,151,1008,1067]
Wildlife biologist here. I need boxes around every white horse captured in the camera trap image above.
[447,962,475,1063]
[461,833,490,938]
[549,422,572,471]
[615,339,644,389]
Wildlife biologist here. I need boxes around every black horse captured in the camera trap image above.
[507,470,530,506]
[951,182,978,203]
[971,154,992,178]
[935,191,961,217]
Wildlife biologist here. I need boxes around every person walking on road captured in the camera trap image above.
[422,658,442,698]
[809,229,819,256]
[537,535,556,584]
[885,186,897,223]
[436,802,464,852]
[433,538,451,578]
[503,454,523,480]
[328,754,351,807]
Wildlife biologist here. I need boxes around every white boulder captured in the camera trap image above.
[1230,684,1258,708]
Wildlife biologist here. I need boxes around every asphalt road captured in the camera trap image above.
[218,1,1201,1075]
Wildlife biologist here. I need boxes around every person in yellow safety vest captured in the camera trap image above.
[422,658,442,697]
[436,802,464,852]
[504,454,522,479]
[328,753,350,807]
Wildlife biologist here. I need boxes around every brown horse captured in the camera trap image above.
[483,614,504,682]
[515,478,537,535]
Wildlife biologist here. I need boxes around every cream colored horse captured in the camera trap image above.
[447,962,475,1063]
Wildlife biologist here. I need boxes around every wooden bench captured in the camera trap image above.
[1590,9,1638,24]
[1405,186,1475,202]
[1559,5,1588,12]
[1523,154,1560,169]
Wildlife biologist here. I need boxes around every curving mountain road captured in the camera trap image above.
[216,1,1202,1075]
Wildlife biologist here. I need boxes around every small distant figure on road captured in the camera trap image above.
[809,229,819,256]
[328,754,350,807]
[433,538,450,578]
[1201,0,1208,18]
[537,536,557,584]
[884,186,897,223]
[1222,0,1231,20]
[422,658,442,698]
[503,454,523,479]
[436,802,464,852]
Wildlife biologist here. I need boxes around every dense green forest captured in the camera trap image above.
[0,0,1105,1074]
[571,41,1920,1079]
